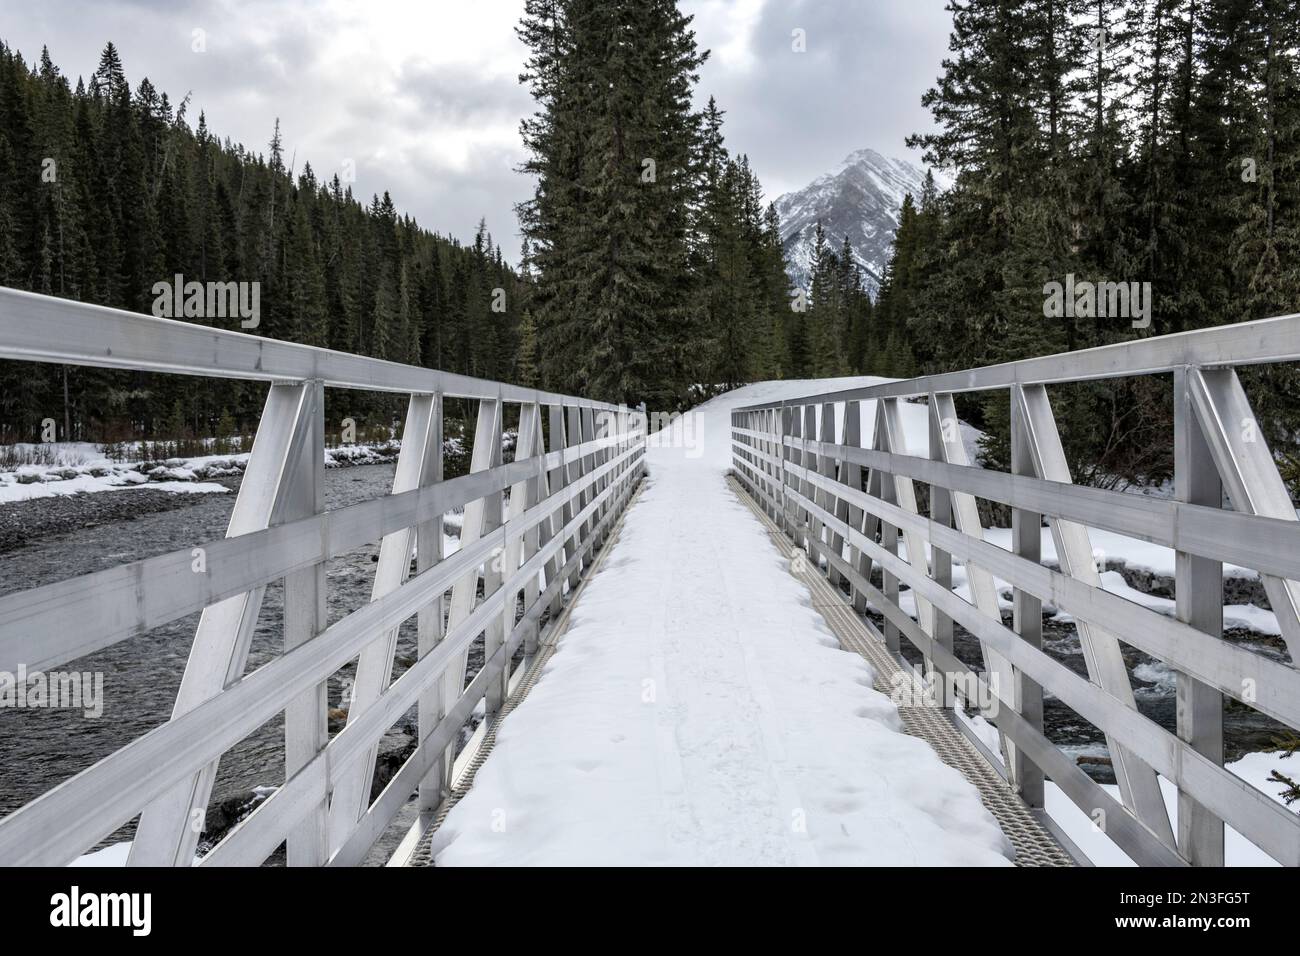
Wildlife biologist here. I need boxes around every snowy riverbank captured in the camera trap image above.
[0,440,406,504]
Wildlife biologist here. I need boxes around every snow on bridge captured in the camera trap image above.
[430,380,1014,866]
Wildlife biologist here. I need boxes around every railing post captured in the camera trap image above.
[548,405,576,603]
[535,404,564,628]
[328,391,445,850]
[615,406,630,502]
[128,380,323,867]
[763,409,778,519]
[736,409,746,489]
[567,405,589,583]
[502,402,543,669]
[736,408,746,485]
[802,405,821,556]
[580,407,599,558]
[592,406,611,549]
[522,403,547,652]
[416,392,446,816]
[479,408,508,722]
[819,403,844,588]
[636,402,648,481]
[840,401,867,614]
[612,407,626,496]
[926,398,954,708]
[283,380,328,865]
[1003,387,1045,806]
[871,402,901,653]
[784,404,801,543]
[1174,367,1226,865]
[733,409,743,473]
[1009,387,1046,809]
[779,403,792,537]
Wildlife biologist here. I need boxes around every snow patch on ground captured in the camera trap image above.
[0,471,229,502]
[893,531,1278,637]
[70,842,131,866]
[1047,570,1281,637]
[981,525,1260,582]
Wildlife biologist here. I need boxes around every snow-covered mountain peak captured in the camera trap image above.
[773,148,928,297]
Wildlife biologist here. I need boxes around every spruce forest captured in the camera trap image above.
[0,40,530,446]
[514,0,867,408]
[877,0,1300,486]
[516,0,883,407]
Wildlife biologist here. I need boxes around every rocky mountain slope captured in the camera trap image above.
[774,148,927,297]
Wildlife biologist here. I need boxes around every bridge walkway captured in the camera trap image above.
[407,463,1074,866]
[413,385,1060,867]
[3,290,1298,868]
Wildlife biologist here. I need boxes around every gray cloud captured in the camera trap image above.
[687,0,952,199]
[2,0,951,259]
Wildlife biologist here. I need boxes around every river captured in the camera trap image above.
[0,463,441,842]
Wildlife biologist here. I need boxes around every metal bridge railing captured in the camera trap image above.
[0,287,646,866]
[730,315,1300,867]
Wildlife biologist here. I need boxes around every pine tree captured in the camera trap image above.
[524,0,706,406]
[807,221,847,376]
[758,203,794,376]
[908,0,1052,373]
[516,309,539,386]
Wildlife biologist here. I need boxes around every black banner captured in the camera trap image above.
[0,865,1282,942]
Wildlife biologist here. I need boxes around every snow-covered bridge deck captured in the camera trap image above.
[419,381,1028,866]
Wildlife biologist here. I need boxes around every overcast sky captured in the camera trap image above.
[3,0,953,260]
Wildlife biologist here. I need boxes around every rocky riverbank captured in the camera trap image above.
[0,443,406,555]
[0,477,240,554]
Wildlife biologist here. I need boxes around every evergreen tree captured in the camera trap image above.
[515,0,794,408]
[807,221,847,376]
[516,309,539,387]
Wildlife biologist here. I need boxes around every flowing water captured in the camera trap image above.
[0,464,413,828]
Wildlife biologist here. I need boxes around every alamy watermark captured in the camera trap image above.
[0,664,104,718]
[890,667,1000,715]
[50,886,150,936]
[151,273,261,329]
[1043,274,1151,329]
[648,409,703,458]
